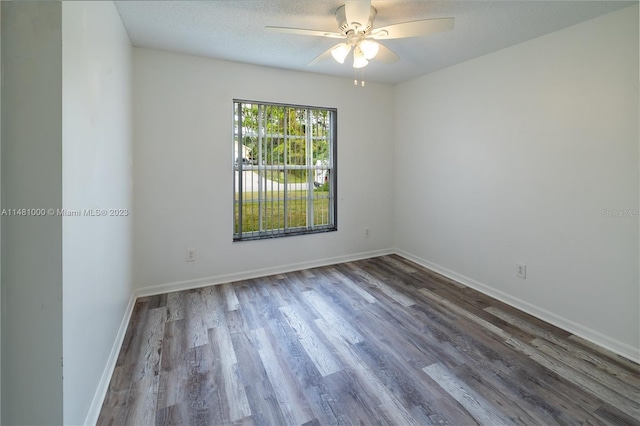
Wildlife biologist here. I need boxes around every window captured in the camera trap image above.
[233,100,337,241]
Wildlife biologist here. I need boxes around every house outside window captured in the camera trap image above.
[233,100,337,241]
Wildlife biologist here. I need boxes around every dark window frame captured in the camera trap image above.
[233,99,337,241]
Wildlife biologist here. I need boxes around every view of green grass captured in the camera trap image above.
[235,190,330,233]
[254,169,308,184]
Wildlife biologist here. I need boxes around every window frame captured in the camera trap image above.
[233,99,338,241]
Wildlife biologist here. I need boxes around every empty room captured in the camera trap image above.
[1,0,638,425]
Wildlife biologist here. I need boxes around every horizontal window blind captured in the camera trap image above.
[233,100,337,241]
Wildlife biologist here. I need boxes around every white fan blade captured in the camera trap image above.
[375,43,399,64]
[345,1,371,29]
[371,17,454,40]
[308,44,340,66]
[266,26,343,38]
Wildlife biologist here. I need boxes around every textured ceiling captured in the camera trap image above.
[114,1,636,84]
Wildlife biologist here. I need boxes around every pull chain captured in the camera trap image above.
[354,68,366,87]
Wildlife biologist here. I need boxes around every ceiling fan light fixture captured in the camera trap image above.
[268,1,454,70]
[370,29,389,39]
[359,39,379,60]
[331,43,351,64]
[353,46,368,68]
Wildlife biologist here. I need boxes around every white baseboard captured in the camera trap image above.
[84,248,392,424]
[86,246,638,423]
[84,293,137,426]
[395,248,640,364]
[134,248,395,298]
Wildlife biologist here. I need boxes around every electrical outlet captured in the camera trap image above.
[364,227,370,238]
[516,263,526,279]
[186,248,196,262]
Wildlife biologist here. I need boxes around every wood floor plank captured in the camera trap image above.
[409,306,607,423]
[408,305,595,424]
[569,334,640,372]
[279,305,342,377]
[423,362,513,426]
[254,327,315,424]
[314,318,422,426]
[594,403,640,425]
[302,289,363,344]
[350,335,477,426]
[320,369,395,426]
[486,306,640,389]
[345,262,416,307]
[264,302,344,424]
[359,298,462,371]
[452,364,557,425]
[221,283,240,312]
[99,255,640,426]
[185,291,209,348]
[195,344,224,425]
[99,299,153,424]
[418,287,510,340]
[166,291,185,322]
[114,298,154,368]
[232,282,264,331]
[229,326,288,426]
[208,322,252,421]
[199,286,223,329]
[530,337,640,400]
[418,286,640,421]
[328,265,378,304]
[383,255,419,273]
[311,272,372,319]
[125,306,166,425]
[156,319,187,410]
[504,337,640,419]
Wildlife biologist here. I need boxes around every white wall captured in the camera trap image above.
[1,2,64,424]
[394,5,639,360]
[62,2,133,425]
[133,49,395,291]
[0,4,3,423]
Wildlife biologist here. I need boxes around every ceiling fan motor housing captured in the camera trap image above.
[336,5,377,35]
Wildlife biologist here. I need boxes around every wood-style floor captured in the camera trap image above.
[98,255,640,425]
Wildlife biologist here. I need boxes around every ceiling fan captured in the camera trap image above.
[266,1,454,69]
